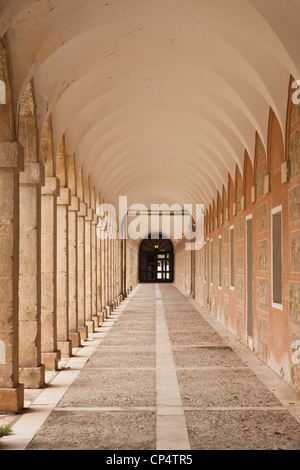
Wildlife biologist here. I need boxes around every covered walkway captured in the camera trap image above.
[1,284,300,451]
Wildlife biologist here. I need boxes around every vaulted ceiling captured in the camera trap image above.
[1,0,299,211]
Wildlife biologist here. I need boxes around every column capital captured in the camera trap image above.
[41,176,60,196]
[78,201,87,217]
[69,195,80,212]
[0,141,24,170]
[92,213,98,225]
[85,207,94,222]
[20,161,45,186]
[57,187,71,206]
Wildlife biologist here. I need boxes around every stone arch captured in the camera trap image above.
[40,116,55,177]
[222,184,228,222]
[84,175,91,208]
[227,173,235,220]
[235,163,244,215]
[56,135,68,188]
[0,340,5,365]
[67,153,77,196]
[77,166,84,202]
[244,151,254,209]
[0,80,6,104]
[0,41,15,141]
[18,80,38,163]
[217,191,222,227]
[254,131,268,201]
[286,76,300,180]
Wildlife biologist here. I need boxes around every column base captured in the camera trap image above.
[78,325,88,341]
[106,305,111,316]
[85,320,94,334]
[92,315,99,328]
[103,308,108,319]
[0,384,24,413]
[57,340,72,357]
[98,312,104,326]
[69,332,81,348]
[19,365,45,389]
[41,351,60,371]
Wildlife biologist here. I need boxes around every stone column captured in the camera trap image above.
[85,207,94,333]
[91,211,99,328]
[41,176,61,371]
[19,160,45,388]
[101,230,107,319]
[77,202,88,340]
[97,233,104,325]
[106,237,111,316]
[68,195,81,347]
[56,187,72,357]
[0,142,24,412]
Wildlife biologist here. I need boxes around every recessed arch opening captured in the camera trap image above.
[139,233,174,283]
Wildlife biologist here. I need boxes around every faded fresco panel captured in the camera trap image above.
[257,316,268,363]
[256,277,269,312]
[289,184,300,223]
[289,282,300,327]
[257,239,268,272]
[256,203,268,234]
[236,274,245,302]
[223,248,229,271]
[291,230,300,273]
[223,226,229,245]
[256,160,267,200]
[236,245,244,270]
[289,128,300,179]
[236,216,244,241]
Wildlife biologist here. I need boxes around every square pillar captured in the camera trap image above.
[91,213,99,328]
[85,208,94,333]
[0,142,24,412]
[41,176,61,370]
[19,160,45,388]
[68,195,81,347]
[77,202,88,340]
[56,187,72,357]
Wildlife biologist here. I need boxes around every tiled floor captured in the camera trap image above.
[1,283,300,450]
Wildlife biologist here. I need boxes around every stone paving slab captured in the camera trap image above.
[86,346,156,368]
[177,368,283,407]
[168,329,227,346]
[100,330,156,346]
[3,283,300,451]
[173,346,246,368]
[185,409,300,450]
[26,410,156,450]
[57,369,156,408]
[111,320,156,331]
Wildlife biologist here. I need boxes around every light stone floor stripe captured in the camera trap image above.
[155,284,191,450]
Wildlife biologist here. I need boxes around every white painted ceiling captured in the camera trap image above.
[1,0,299,211]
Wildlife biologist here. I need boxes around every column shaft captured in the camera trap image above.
[56,187,72,356]
[68,196,81,347]
[19,161,45,388]
[85,208,94,333]
[0,142,24,412]
[91,214,98,327]
[77,203,88,340]
[41,177,60,370]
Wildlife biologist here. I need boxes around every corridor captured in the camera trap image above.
[2,284,300,451]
